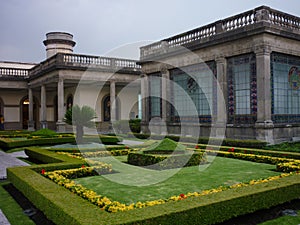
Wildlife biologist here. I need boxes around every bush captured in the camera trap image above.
[6,146,300,225]
[28,128,58,138]
[128,152,206,170]
[143,138,186,154]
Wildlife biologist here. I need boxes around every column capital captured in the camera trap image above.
[215,55,226,63]
[254,44,272,56]
[160,65,169,75]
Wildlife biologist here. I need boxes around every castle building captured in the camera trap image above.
[139,6,300,143]
[0,32,141,132]
[1,6,300,143]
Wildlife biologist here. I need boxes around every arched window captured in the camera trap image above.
[67,95,73,111]
[102,95,120,121]
[103,95,111,121]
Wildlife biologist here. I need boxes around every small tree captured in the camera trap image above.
[64,105,96,143]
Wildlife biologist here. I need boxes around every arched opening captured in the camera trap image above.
[54,95,58,123]
[0,97,4,115]
[102,95,120,121]
[21,96,38,129]
[66,94,73,111]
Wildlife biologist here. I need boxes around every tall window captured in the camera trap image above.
[149,73,162,118]
[227,54,257,124]
[271,53,300,123]
[170,62,216,123]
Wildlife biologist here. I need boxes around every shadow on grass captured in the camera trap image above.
[3,183,55,225]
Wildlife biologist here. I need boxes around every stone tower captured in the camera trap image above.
[43,32,76,58]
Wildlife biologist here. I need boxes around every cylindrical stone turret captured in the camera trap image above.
[43,32,76,58]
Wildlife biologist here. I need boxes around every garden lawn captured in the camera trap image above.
[74,156,280,204]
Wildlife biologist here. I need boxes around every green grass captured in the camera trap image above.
[75,156,280,204]
[259,211,300,224]
[0,181,34,225]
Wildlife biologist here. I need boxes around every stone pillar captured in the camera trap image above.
[40,85,47,129]
[161,68,170,135]
[141,74,150,133]
[141,74,149,123]
[110,80,116,122]
[28,88,35,131]
[214,56,227,138]
[161,69,170,122]
[254,46,274,144]
[56,78,65,132]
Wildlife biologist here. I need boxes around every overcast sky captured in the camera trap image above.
[1,0,299,63]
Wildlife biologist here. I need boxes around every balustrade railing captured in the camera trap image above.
[140,6,300,59]
[0,67,29,78]
[63,53,141,69]
[28,53,141,78]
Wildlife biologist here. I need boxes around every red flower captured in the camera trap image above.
[179,193,186,199]
[231,147,235,152]
[81,165,85,168]
[195,145,199,149]
[125,146,129,149]
[41,169,45,175]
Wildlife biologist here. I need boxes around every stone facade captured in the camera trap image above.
[0,32,141,132]
[139,6,300,144]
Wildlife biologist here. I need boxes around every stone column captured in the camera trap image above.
[161,69,170,123]
[214,56,227,138]
[141,74,149,133]
[254,46,274,144]
[160,67,170,135]
[56,78,65,132]
[141,74,149,123]
[28,88,35,131]
[40,85,47,129]
[110,80,116,122]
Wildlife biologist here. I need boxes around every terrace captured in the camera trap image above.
[140,5,300,61]
[0,53,141,81]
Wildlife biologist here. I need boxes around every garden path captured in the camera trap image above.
[0,151,29,180]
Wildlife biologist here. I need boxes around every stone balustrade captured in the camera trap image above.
[28,53,141,78]
[0,67,29,78]
[140,6,300,60]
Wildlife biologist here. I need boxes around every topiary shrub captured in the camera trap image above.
[143,138,186,154]
[28,128,58,138]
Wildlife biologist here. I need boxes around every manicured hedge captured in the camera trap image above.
[6,147,300,225]
[7,163,300,225]
[128,152,206,170]
[127,132,267,148]
[0,135,122,150]
[0,137,76,150]
[189,143,300,159]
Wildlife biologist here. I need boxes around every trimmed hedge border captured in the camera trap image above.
[188,144,300,159]
[126,132,267,148]
[0,135,121,150]
[7,147,300,225]
[128,152,206,170]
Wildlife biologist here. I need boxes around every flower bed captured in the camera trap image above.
[7,146,300,225]
[43,165,294,213]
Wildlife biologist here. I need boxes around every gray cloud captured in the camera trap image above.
[1,0,299,62]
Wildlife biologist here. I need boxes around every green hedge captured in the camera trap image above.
[188,143,300,159]
[7,163,300,224]
[0,135,121,150]
[128,152,206,170]
[127,133,267,148]
[6,147,300,225]
[0,137,76,150]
